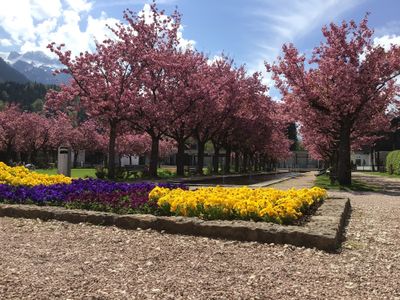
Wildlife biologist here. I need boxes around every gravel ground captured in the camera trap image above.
[1,174,400,299]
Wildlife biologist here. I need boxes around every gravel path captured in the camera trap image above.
[1,174,400,299]
[268,171,317,189]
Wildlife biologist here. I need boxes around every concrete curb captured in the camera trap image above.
[0,198,350,252]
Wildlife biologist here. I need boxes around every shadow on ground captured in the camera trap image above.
[351,174,400,197]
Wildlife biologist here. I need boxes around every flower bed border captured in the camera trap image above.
[0,197,350,252]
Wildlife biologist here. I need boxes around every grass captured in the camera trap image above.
[34,168,96,178]
[360,171,400,179]
[34,168,176,179]
[314,174,380,192]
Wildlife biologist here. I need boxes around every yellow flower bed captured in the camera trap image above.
[149,186,327,224]
[0,162,72,186]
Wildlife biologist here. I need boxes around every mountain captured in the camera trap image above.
[12,60,70,85]
[0,57,30,83]
[7,51,61,67]
[4,51,70,85]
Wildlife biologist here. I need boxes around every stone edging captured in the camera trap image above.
[0,198,350,252]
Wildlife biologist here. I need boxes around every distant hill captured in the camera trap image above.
[0,58,30,83]
[0,81,58,111]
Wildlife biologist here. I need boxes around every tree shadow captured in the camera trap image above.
[351,175,400,197]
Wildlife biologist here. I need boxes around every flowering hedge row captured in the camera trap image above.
[0,162,71,186]
[149,186,327,224]
[0,179,186,214]
[0,163,327,224]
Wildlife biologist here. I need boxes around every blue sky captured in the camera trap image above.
[1,0,400,86]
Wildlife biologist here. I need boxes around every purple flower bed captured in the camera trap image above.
[0,179,186,214]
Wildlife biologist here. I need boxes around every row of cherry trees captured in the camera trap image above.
[0,106,76,165]
[269,16,400,185]
[45,4,290,178]
[0,105,176,167]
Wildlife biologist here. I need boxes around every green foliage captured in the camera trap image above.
[386,150,400,175]
[95,166,107,179]
[157,168,175,178]
[0,82,57,111]
[31,98,44,112]
[34,168,96,178]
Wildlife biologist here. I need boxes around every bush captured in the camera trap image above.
[386,150,400,175]
[95,166,107,179]
[157,168,175,178]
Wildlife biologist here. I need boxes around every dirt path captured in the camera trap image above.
[268,171,316,189]
[1,174,400,299]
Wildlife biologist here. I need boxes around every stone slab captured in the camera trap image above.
[0,197,350,252]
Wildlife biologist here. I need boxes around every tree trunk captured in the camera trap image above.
[261,155,266,171]
[27,151,32,164]
[254,154,259,172]
[196,141,205,175]
[176,139,185,176]
[370,147,375,172]
[31,150,38,165]
[242,152,248,172]
[6,143,13,164]
[213,147,220,173]
[224,147,231,174]
[73,150,79,168]
[329,151,338,185]
[337,124,351,185]
[107,122,117,179]
[249,154,254,172]
[149,135,160,178]
[234,152,240,173]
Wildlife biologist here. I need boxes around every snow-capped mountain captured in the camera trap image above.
[6,51,62,68]
[2,51,70,85]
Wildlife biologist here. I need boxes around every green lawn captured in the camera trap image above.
[360,171,400,179]
[34,168,96,178]
[34,168,176,179]
[314,174,380,192]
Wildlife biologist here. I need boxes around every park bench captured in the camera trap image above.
[185,166,197,175]
[123,165,148,178]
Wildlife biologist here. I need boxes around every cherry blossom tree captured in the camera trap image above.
[163,50,208,176]
[190,56,245,174]
[121,5,186,177]
[268,16,400,185]
[0,105,23,163]
[14,112,52,164]
[46,3,185,178]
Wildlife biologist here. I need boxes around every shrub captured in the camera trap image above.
[95,166,107,179]
[386,150,400,175]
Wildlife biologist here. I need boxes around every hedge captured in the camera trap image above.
[386,150,400,175]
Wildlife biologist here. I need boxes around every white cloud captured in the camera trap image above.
[65,0,93,12]
[138,4,195,50]
[207,55,223,65]
[95,0,178,8]
[244,0,364,94]
[0,0,109,56]
[0,39,12,47]
[248,0,364,72]
[0,0,194,56]
[374,34,400,51]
